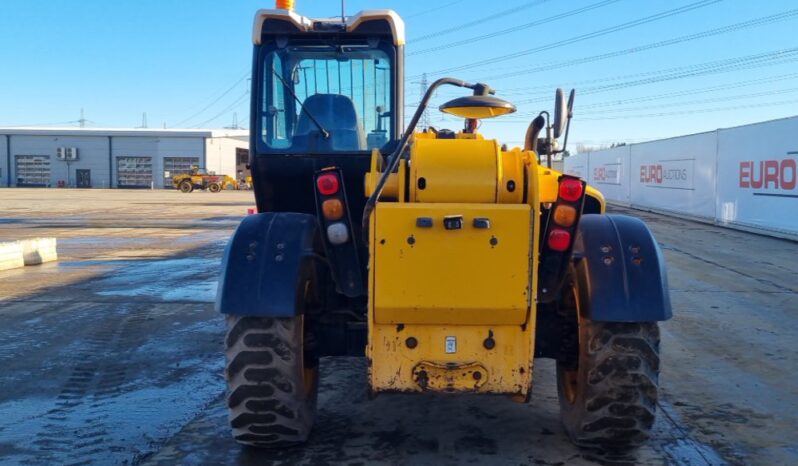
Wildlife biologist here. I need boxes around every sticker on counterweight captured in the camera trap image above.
[445,336,456,353]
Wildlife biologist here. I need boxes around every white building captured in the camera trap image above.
[0,128,249,189]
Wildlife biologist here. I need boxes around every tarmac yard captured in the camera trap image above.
[0,189,796,466]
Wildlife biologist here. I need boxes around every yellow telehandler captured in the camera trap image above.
[217,1,671,451]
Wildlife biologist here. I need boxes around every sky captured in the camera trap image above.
[0,0,796,150]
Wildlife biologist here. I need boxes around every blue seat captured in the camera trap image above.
[293,94,366,151]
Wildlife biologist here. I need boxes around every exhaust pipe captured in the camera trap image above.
[524,115,546,153]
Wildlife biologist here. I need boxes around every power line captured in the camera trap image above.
[575,73,798,110]
[404,0,467,20]
[408,0,621,56]
[405,51,798,119]
[172,70,249,127]
[410,0,553,42]
[409,0,722,79]
[192,91,250,128]
[577,86,798,115]
[577,98,798,120]
[472,7,798,84]
[511,47,798,106]
[499,49,798,99]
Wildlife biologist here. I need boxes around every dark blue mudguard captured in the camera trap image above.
[216,212,320,317]
[572,214,672,322]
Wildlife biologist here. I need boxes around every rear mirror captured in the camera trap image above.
[553,88,567,139]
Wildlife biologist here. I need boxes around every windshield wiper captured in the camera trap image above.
[272,70,330,139]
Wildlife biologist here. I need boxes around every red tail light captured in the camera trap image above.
[547,228,571,252]
[559,178,584,202]
[317,173,340,196]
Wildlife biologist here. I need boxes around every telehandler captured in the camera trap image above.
[173,166,237,193]
[217,1,671,451]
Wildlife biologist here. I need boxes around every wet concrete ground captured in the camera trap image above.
[0,189,796,465]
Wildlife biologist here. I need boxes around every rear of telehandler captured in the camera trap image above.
[217,2,671,451]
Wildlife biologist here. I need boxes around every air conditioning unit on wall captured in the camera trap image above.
[65,147,79,161]
[56,147,79,161]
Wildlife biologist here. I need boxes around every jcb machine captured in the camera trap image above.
[218,1,671,451]
[173,166,237,193]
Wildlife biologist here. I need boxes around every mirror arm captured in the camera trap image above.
[560,111,573,156]
[362,77,475,242]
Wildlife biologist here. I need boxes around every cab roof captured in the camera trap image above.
[252,9,405,46]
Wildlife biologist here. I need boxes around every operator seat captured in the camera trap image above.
[293,94,366,151]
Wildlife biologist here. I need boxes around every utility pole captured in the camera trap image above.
[78,108,87,128]
[140,112,148,128]
[419,73,430,130]
[225,112,240,130]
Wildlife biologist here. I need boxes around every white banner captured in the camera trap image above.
[566,116,798,238]
[587,145,631,205]
[564,152,589,180]
[629,132,717,219]
[716,116,798,235]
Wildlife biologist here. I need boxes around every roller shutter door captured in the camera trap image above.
[15,155,51,187]
[117,157,153,188]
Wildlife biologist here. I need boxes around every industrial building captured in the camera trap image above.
[0,128,249,189]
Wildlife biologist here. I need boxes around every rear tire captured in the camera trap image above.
[209,182,221,193]
[556,283,660,451]
[225,315,319,447]
[179,180,193,193]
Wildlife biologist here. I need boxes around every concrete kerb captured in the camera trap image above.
[0,238,58,270]
[0,241,24,271]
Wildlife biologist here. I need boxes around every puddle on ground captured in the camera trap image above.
[94,258,218,302]
[0,358,223,465]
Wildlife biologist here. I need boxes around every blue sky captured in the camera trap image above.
[0,0,796,150]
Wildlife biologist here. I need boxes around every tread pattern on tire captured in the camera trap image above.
[225,315,317,447]
[559,321,660,450]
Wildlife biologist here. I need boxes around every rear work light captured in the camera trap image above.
[322,198,344,220]
[553,205,577,227]
[547,228,571,252]
[317,173,340,196]
[559,178,584,202]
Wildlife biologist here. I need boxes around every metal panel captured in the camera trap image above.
[117,156,153,188]
[15,155,51,187]
[373,202,532,325]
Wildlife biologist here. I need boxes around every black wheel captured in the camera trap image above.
[209,182,221,193]
[224,277,319,447]
[179,180,193,193]
[556,285,660,451]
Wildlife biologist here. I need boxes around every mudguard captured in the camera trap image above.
[572,214,672,322]
[216,212,321,317]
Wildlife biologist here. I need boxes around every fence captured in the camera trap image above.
[565,116,798,240]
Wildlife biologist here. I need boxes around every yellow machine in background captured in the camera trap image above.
[172,166,237,193]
